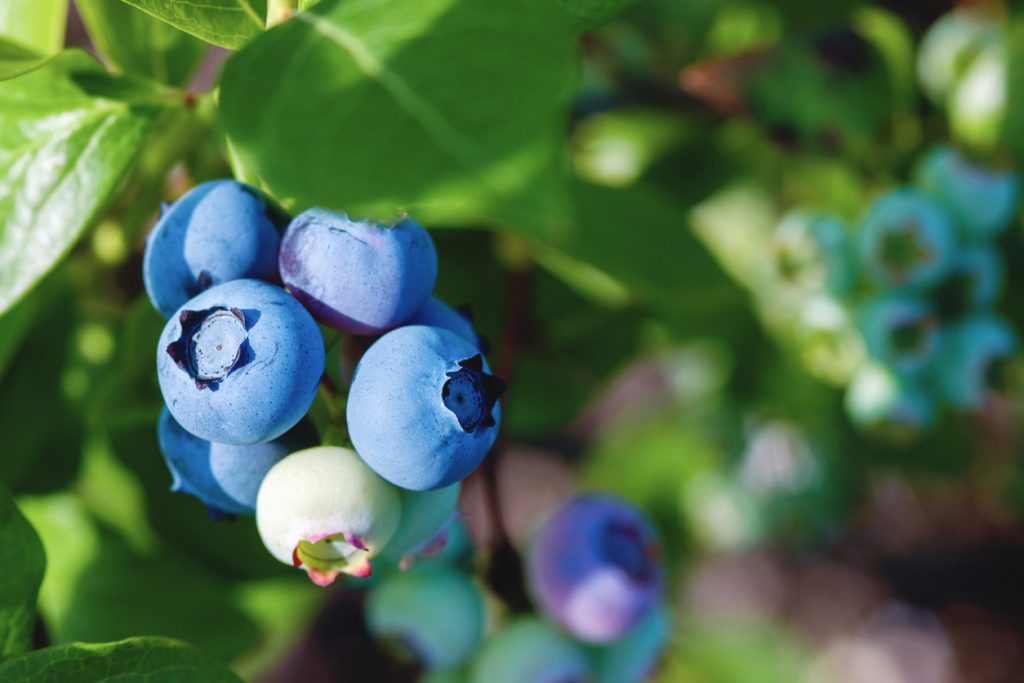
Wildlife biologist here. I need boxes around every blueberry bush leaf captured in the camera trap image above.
[0,637,243,682]
[0,39,48,82]
[115,0,267,49]
[0,50,189,316]
[0,0,68,56]
[0,484,45,661]
[75,0,207,86]
[220,0,577,237]
[558,0,639,34]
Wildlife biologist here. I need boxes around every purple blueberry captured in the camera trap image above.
[278,208,437,334]
[156,279,325,445]
[858,188,956,290]
[346,326,505,491]
[526,494,663,644]
[143,180,286,318]
[157,408,317,517]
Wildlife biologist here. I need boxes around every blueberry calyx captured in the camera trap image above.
[600,519,659,585]
[442,355,506,432]
[166,306,251,389]
[880,224,931,276]
[292,531,373,586]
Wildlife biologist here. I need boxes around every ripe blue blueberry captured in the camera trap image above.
[156,279,325,445]
[278,208,437,334]
[470,617,592,683]
[858,189,955,290]
[366,566,484,671]
[157,408,317,518]
[143,180,286,319]
[256,447,401,585]
[402,296,482,349]
[592,605,672,683]
[859,294,940,374]
[526,494,663,644]
[773,210,855,296]
[939,314,1018,410]
[347,326,506,491]
[914,145,1021,239]
[845,362,936,438]
[382,483,461,568]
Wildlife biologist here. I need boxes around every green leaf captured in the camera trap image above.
[0,38,47,82]
[0,50,187,316]
[116,0,267,49]
[0,637,243,682]
[220,0,576,236]
[558,0,638,34]
[76,0,207,86]
[0,485,45,660]
[0,0,68,56]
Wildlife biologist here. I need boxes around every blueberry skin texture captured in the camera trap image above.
[402,296,481,348]
[939,315,1018,410]
[526,494,663,644]
[859,294,940,375]
[366,566,484,671]
[157,408,317,517]
[279,208,437,334]
[914,145,1021,239]
[347,326,503,491]
[470,617,592,683]
[143,180,285,319]
[858,189,956,291]
[156,279,325,445]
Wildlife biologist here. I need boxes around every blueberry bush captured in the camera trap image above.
[5,1,1024,682]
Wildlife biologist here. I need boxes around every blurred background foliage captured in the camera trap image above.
[4,0,1024,681]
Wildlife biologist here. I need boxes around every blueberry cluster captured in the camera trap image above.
[367,493,671,683]
[773,145,1021,439]
[146,179,505,585]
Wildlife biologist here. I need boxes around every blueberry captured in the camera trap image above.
[845,362,936,438]
[591,605,672,683]
[256,446,401,585]
[951,43,1008,151]
[382,483,461,568]
[278,208,437,333]
[143,180,286,319]
[402,296,482,348]
[366,566,484,670]
[858,189,956,290]
[526,494,663,644]
[937,247,1003,314]
[347,326,505,491]
[157,408,317,518]
[914,145,1020,238]
[773,210,855,296]
[938,314,1018,410]
[156,279,324,445]
[917,10,1000,106]
[470,617,592,683]
[859,294,940,374]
